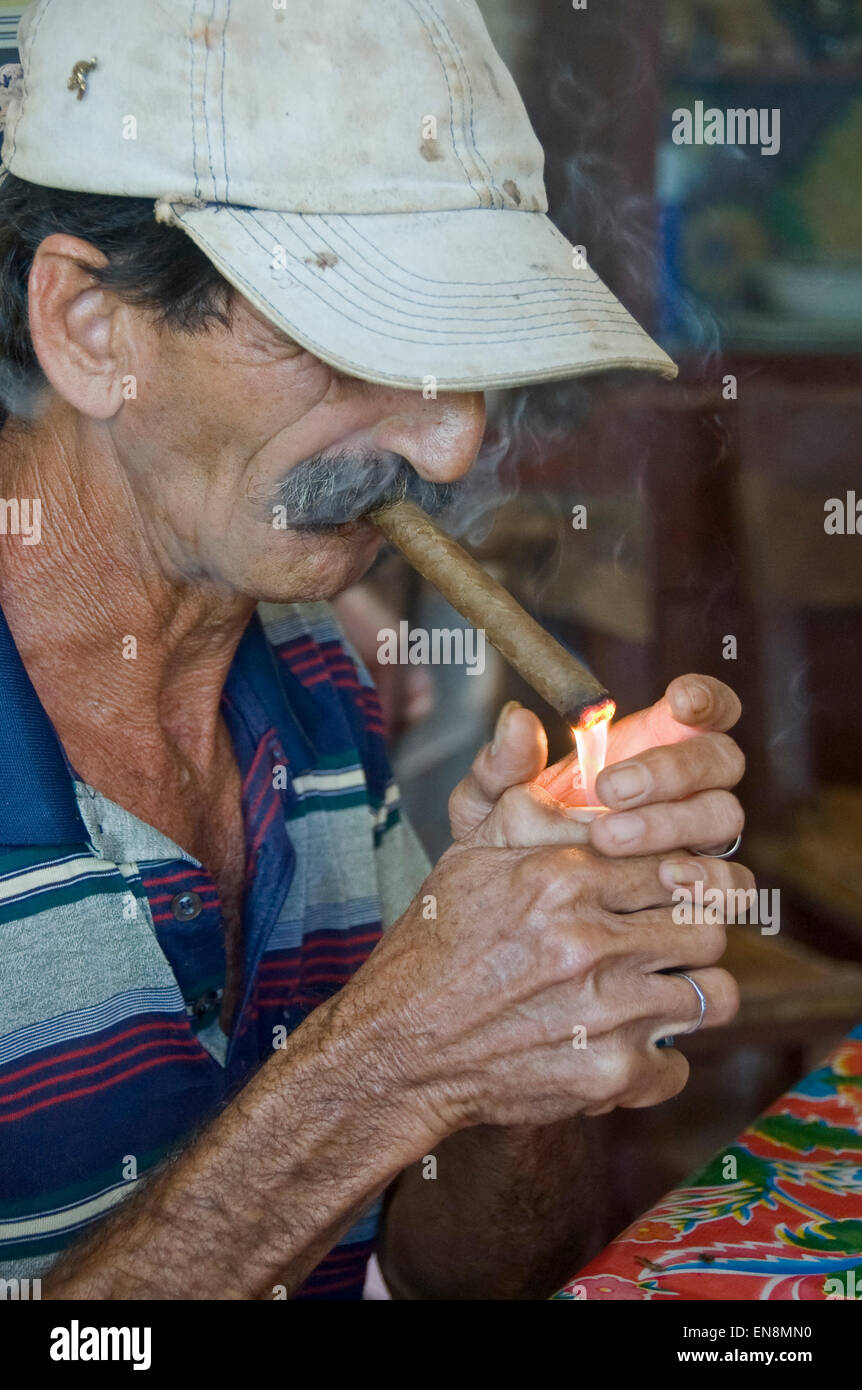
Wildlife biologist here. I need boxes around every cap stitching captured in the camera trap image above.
[220,0,231,203]
[184,209,665,365]
[413,0,493,204]
[276,229,639,337]
[201,0,220,202]
[188,0,202,200]
[406,0,484,209]
[425,0,503,206]
[319,212,618,297]
[273,210,634,323]
[235,206,647,340]
[198,0,231,202]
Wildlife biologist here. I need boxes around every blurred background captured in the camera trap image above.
[3,0,862,1258]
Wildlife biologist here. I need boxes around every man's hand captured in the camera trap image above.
[363,678,747,1136]
[366,838,742,1131]
[374,672,746,1131]
[379,673,748,1299]
[450,673,745,858]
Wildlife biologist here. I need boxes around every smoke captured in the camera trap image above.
[546,49,722,368]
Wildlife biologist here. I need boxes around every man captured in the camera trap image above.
[0,0,747,1300]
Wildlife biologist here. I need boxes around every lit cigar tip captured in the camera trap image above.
[574,698,616,734]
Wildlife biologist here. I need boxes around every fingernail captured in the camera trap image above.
[602,762,649,803]
[490,700,521,756]
[660,860,706,889]
[564,807,605,822]
[604,812,644,846]
[684,682,710,715]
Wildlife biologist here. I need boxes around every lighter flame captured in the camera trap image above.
[572,700,615,807]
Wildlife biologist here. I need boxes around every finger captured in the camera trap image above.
[606,675,742,764]
[657,855,756,913]
[604,864,754,972]
[541,968,736,1112]
[534,746,582,804]
[589,789,744,859]
[483,846,671,919]
[596,732,745,812]
[582,853,681,914]
[611,909,727,974]
[534,918,727,1039]
[514,1019,692,1114]
[581,1039,690,1114]
[645,966,740,1047]
[664,675,742,733]
[449,703,548,839]
[614,1047,691,1111]
[469,782,595,849]
[620,856,756,956]
[576,845,752,915]
[510,843,751,921]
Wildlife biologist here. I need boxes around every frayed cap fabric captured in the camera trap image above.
[2,0,677,389]
[0,63,23,131]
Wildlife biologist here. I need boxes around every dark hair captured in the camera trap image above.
[0,173,233,417]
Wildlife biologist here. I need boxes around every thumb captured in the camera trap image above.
[448,701,548,840]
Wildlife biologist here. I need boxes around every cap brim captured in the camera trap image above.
[160,202,677,391]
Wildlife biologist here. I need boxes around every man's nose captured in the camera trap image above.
[366,391,486,483]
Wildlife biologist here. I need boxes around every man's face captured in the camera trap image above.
[110,294,486,603]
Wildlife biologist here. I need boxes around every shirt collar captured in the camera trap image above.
[228,611,318,772]
[0,604,87,845]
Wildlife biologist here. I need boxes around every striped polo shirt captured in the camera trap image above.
[0,598,429,1299]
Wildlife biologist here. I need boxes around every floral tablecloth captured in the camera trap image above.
[554,1023,862,1301]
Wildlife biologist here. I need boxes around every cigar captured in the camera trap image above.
[370,499,611,729]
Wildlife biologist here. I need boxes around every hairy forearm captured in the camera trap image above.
[44,996,432,1301]
[379,1118,605,1300]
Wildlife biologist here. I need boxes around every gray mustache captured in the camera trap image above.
[273,450,457,529]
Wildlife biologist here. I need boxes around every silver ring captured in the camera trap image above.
[657,972,707,1048]
[693,832,742,861]
[676,972,707,1033]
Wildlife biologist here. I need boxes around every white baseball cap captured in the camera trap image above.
[1,0,677,391]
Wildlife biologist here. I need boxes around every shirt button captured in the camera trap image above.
[171,890,203,921]
[191,989,220,1019]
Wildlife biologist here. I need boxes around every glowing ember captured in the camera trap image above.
[577,698,616,732]
[572,700,616,807]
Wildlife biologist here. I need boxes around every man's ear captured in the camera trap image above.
[27,234,130,420]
